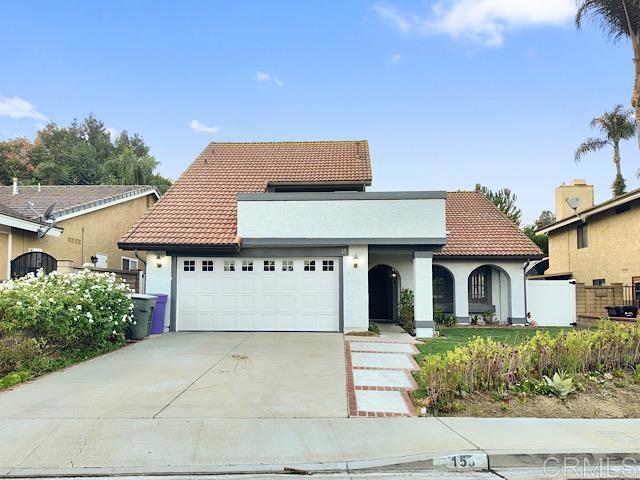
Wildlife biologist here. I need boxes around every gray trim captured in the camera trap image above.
[170,256,177,332]
[237,191,447,201]
[339,258,344,333]
[241,237,447,247]
[414,251,434,259]
[509,317,527,325]
[170,247,348,258]
[456,316,470,324]
[416,320,435,328]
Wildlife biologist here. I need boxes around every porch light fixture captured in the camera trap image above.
[156,254,162,268]
[352,254,359,268]
[391,271,397,279]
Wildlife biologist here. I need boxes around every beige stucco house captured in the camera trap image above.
[0,183,158,280]
[538,179,640,286]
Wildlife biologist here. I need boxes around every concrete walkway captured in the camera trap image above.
[2,417,639,477]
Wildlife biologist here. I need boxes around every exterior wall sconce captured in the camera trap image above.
[156,254,163,268]
[391,271,397,279]
[352,254,359,268]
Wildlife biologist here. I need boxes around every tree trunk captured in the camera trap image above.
[632,49,640,148]
[614,143,622,177]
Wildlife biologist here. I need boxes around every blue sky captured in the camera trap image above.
[0,1,636,223]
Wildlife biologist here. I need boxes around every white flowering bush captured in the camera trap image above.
[0,269,134,350]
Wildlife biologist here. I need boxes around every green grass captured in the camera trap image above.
[415,326,574,363]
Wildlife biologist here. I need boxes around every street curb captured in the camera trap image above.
[4,450,640,477]
[487,451,640,469]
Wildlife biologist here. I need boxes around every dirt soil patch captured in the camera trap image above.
[438,375,640,418]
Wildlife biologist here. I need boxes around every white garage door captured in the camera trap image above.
[177,257,340,332]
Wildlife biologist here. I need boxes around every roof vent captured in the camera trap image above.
[12,178,18,195]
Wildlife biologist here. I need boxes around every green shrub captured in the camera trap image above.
[0,333,42,376]
[434,307,457,327]
[398,288,415,335]
[368,322,380,335]
[0,270,134,350]
[0,370,32,389]
[544,372,576,400]
[415,320,640,411]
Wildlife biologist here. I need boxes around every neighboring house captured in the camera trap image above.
[0,183,158,280]
[120,141,542,337]
[538,179,640,286]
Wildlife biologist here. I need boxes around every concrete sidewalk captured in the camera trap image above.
[2,417,640,477]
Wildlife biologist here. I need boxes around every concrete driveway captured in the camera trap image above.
[0,332,347,419]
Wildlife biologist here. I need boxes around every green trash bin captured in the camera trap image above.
[127,294,157,340]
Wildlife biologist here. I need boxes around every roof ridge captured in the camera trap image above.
[206,140,368,146]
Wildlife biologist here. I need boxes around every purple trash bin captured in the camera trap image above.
[149,294,168,334]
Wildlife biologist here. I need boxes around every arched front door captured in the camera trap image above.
[368,264,400,321]
[10,252,57,279]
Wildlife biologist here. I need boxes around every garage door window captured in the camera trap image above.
[304,260,316,271]
[242,260,254,271]
[322,260,334,271]
[224,260,235,272]
[282,260,294,271]
[183,260,195,271]
[263,260,275,271]
[202,260,214,271]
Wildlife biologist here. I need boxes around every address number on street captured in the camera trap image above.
[433,453,487,470]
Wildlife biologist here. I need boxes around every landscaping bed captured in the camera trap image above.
[412,322,640,418]
[0,270,134,390]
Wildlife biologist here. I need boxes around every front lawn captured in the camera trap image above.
[415,326,573,362]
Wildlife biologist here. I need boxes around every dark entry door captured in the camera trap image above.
[10,252,57,279]
[368,265,398,321]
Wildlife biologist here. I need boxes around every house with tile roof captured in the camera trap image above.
[0,183,158,280]
[120,141,542,337]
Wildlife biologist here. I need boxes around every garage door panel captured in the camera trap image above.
[177,257,339,332]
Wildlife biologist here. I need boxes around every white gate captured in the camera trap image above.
[526,279,576,327]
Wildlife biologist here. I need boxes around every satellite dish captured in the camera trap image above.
[566,197,582,210]
[36,201,58,238]
[42,201,57,221]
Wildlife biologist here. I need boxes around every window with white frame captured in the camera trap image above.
[122,257,139,271]
[224,260,235,272]
[304,260,316,271]
[183,260,195,271]
[202,260,214,271]
[263,260,275,271]
[282,260,294,271]
[242,260,254,271]
[322,260,334,271]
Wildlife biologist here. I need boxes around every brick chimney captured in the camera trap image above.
[555,179,594,221]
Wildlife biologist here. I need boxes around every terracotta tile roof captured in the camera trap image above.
[0,185,157,220]
[437,192,543,258]
[120,141,372,247]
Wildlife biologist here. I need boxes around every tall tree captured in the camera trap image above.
[575,1,640,146]
[475,184,522,226]
[0,138,33,184]
[575,105,636,196]
[533,210,555,229]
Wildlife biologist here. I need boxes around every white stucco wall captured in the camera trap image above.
[368,251,414,291]
[434,259,526,324]
[145,251,172,331]
[237,198,446,240]
[342,245,369,332]
[414,254,434,338]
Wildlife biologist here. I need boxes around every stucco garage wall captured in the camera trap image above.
[342,245,369,332]
[145,251,173,330]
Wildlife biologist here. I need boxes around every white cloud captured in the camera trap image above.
[189,119,220,134]
[0,95,48,121]
[256,70,283,87]
[105,126,119,139]
[390,53,403,63]
[374,0,575,47]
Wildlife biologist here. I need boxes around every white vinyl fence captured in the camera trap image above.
[526,279,576,327]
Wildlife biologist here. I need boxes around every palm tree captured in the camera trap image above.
[575,105,636,196]
[575,1,640,146]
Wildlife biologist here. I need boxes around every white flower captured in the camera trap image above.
[114,321,118,325]
[112,330,116,335]
[89,319,93,323]
[16,301,22,306]
[76,305,82,310]
[86,312,92,319]
[48,297,55,303]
